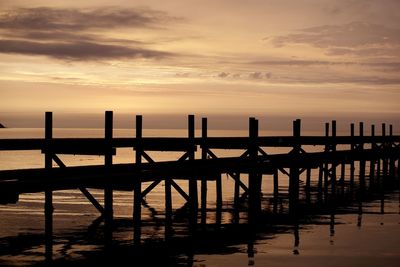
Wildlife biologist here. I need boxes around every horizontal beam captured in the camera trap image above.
[0,136,399,151]
[0,147,398,194]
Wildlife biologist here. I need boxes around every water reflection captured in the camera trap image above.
[0,175,398,266]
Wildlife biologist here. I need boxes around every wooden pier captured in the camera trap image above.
[0,111,399,259]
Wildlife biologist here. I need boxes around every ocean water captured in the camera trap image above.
[0,128,399,266]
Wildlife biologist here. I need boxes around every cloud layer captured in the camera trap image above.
[269,21,400,60]
[0,7,176,60]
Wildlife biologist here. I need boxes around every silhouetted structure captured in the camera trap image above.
[0,111,399,261]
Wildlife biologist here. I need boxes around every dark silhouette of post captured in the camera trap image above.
[340,157,345,196]
[317,161,323,202]
[247,241,255,265]
[165,151,173,239]
[188,115,198,229]
[323,122,330,198]
[329,213,335,245]
[293,222,300,255]
[350,123,355,194]
[248,117,260,224]
[165,176,172,239]
[289,119,301,215]
[273,169,279,213]
[359,122,366,192]
[382,124,388,179]
[104,111,113,246]
[44,112,53,261]
[234,172,241,211]
[331,120,337,197]
[201,117,208,225]
[389,125,396,178]
[305,168,311,204]
[369,124,376,189]
[134,115,142,244]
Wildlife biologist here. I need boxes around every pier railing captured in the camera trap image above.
[0,111,399,260]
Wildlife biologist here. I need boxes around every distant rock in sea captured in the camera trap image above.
[0,123,6,128]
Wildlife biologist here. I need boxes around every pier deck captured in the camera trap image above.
[0,112,399,261]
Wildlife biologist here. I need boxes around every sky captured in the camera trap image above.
[0,0,399,128]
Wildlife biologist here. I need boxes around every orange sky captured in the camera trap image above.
[0,0,399,124]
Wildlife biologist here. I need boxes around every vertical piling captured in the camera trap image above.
[248,118,260,223]
[273,169,279,213]
[382,123,388,179]
[289,119,301,215]
[305,168,311,204]
[165,119,173,238]
[376,125,382,185]
[134,115,142,244]
[317,165,323,202]
[331,120,337,197]
[340,160,345,196]
[389,125,396,178]
[44,112,53,261]
[234,172,240,209]
[165,174,172,239]
[104,111,113,246]
[201,117,208,225]
[359,122,365,192]
[323,122,330,197]
[350,123,355,193]
[369,125,376,188]
[188,115,198,228]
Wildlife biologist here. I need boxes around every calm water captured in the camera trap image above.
[0,128,399,266]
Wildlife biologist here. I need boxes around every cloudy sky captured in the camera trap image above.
[0,0,399,126]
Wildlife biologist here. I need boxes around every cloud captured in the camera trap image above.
[248,72,262,79]
[0,7,177,31]
[0,39,171,60]
[269,21,400,58]
[218,72,230,78]
[271,22,400,48]
[0,7,177,60]
[251,60,332,66]
[175,72,191,78]
[250,59,400,71]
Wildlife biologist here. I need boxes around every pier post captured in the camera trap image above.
[317,165,323,202]
[305,168,311,204]
[331,120,337,197]
[273,169,279,213]
[44,112,53,261]
[289,119,301,215]
[376,125,382,186]
[134,115,142,244]
[234,172,240,210]
[389,125,396,178]
[165,175,172,239]
[350,123,355,194]
[340,160,345,196]
[104,111,113,245]
[323,122,330,197]
[165,117,173,238]
[248,118,260,223]
[369,125,376,189]
[201,117,208,225]
[188,115,198,228]
[382,123,388,179]
[359,122,365,192]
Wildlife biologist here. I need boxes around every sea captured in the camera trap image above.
[0,128,399,266]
